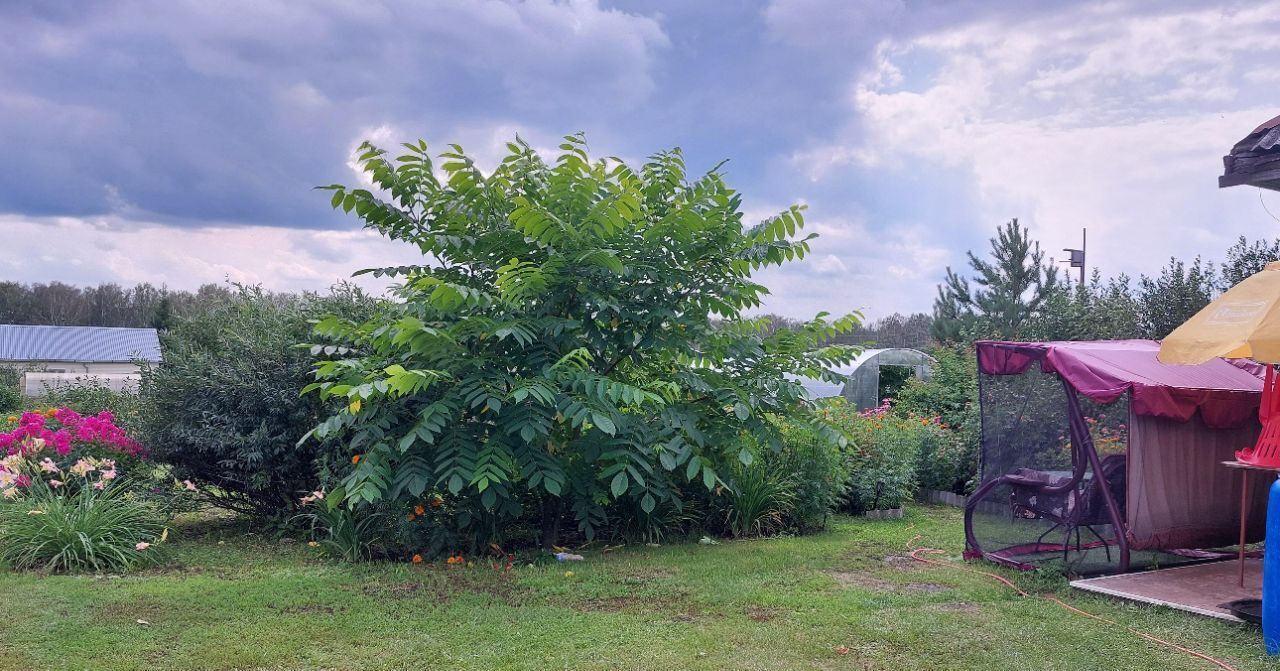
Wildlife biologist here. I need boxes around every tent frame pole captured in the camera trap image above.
[1064,380,1131,572]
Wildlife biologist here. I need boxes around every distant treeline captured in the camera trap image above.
[931,227,1280,344]
[760,312,934,350]
[0,281,237,328]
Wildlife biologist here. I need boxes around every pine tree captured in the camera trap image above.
[931,219,1059,342]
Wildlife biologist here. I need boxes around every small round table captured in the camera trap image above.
[1222,460,1280,587]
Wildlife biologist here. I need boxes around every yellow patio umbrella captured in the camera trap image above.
[1158,261,1280,365]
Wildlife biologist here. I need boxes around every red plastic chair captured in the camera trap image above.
[1237,364,1280,467]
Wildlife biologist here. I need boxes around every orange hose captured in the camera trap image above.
[905,536,1241,671]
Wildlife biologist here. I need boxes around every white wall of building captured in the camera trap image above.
[4,361,142,375]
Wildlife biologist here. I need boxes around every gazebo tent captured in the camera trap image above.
[965,340,1270,573]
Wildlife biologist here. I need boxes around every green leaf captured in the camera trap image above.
[591,412,616,436]
[737,448,753,466]
[640,493,656,514]
[610,471,628,497]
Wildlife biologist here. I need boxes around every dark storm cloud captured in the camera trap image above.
[0,1,668,229]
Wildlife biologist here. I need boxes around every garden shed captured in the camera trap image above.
[964,339,1267,575]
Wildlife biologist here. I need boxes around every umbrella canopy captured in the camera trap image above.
[1159,261,1280,364]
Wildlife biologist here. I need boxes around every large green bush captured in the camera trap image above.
[138,284,376,518]
[304,135,858,547]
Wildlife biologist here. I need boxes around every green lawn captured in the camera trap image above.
[0,505,1267,670]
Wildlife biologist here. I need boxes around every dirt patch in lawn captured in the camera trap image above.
[745,606,784,622]
[882,555,923,571]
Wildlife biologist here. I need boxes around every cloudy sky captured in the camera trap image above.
[2,0,1278,320]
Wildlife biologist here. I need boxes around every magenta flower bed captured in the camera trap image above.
[0,409,145,459]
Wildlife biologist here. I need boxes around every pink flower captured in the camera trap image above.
[93,481,105,490]
[135,542,150,551]
[183,480,197,492]
[38,458,59,474]
[100,469,117,480]
[49,479,63,489]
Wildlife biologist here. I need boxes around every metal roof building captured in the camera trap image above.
[0,325,161,365]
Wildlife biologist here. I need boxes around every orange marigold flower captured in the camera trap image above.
[414,505,425,515]
[351,455,361,464]
[429,497,442,508]
[46,408,57,417]
[412,554,423,564]
[406,513,416,522]
[5,416,14,422]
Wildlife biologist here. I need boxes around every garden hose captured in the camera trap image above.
[905,535,1241,671]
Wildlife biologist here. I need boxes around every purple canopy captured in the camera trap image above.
[977,340,1265,428]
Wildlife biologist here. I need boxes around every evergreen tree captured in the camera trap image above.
[931,219,1059,342]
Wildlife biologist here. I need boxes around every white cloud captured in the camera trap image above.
[792,1,1280,303]
[0,215,422,294]
[751,216,948,319]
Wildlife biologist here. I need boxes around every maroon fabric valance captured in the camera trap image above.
[977,340,1265,428]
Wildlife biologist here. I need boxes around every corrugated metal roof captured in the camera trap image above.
[0,325,161,363]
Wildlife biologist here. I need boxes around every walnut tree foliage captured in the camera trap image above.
[302,134,860,541]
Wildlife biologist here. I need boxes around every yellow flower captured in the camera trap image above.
[308,541,320,548]
[563,571,574,578]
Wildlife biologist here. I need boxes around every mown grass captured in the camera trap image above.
[0,505,1268,670]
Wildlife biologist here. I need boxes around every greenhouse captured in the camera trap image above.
[797,347,934,409]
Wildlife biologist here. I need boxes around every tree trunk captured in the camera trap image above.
[540,495,564,549]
